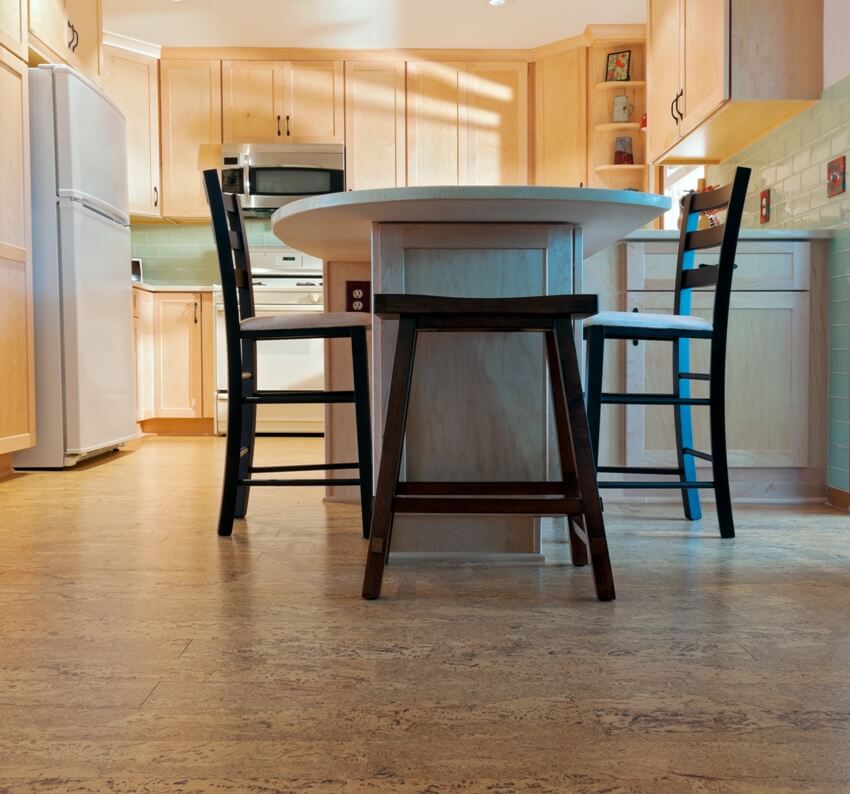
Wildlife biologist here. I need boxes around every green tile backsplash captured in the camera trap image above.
[707,76,850,493]
[130,220,284,285]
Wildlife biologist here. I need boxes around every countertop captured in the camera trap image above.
[133,282,215,293]
[271,186,671,261]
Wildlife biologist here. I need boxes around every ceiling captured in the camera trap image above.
[102,0,646,50]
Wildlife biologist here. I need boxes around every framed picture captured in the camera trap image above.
[606,50,631,82]
[828,156,846,198]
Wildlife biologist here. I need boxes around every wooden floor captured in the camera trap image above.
[1,436,849,793]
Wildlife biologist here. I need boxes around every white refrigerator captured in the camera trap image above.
[14,65,136,469]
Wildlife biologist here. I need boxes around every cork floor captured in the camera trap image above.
[1,435,849,793]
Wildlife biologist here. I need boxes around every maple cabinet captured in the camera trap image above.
[534,48,587,187]
[407,60,528,187]
[648,0,823,163]
[102,45,160,217]
[160,59,222,219]
[29,0,101,81]
[221,59,343,144]
[344,60,406,190]
[0,0,26,60]
[0,48,35,455]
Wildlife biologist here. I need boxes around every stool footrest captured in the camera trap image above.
[392,495,583,516]
[397,481,576,496]
[239,478,360,487]
[598,480,715,490]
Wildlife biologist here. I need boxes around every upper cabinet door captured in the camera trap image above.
[0,49,35,454]
[647,0,682,162]
[680,0,729,136]
[64,0,101,80]
[407,61,467,187]
[0,0,26,60]
[160,59,222,219]
[534,49,587,187]
[344,61,406,190]
[464,62,528,186]
[222,60,285,143]
[29,0,68,58]
[283,61,343,143]
[103,46,160,217]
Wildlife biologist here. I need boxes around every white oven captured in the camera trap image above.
[213,247,325,435]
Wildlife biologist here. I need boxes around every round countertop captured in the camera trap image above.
[271,186,671,261]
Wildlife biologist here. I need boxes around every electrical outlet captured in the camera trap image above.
[759,189,770,224]
[345,281,371,313]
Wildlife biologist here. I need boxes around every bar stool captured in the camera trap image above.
[204,169,373,539]
[583,166,751,539]
[362,294,615,602]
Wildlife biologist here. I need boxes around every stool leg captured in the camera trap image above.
[554,319,615,602]
[709,365,735,539]
[674,338,702,521]
[351,326,374,539]
[235,340,257,518]
[545,332,587,567]
[218,388,243,538]
[584,326,606,466]
[362,317,418,600]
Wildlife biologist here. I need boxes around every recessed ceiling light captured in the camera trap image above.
[488,0,514,7]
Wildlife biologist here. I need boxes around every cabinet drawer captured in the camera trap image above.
[626,240,811,291]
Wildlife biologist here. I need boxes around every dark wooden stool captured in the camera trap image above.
[362,294,615,602]
[204,169,373,539]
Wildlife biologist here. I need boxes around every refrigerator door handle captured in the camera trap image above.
[58,189,130,226]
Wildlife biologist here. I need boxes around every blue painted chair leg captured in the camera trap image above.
[673,338,702,520]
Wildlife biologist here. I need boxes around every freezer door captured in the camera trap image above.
[51,66,129,222]
[59,200,136,455]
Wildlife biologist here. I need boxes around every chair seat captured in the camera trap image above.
[585,310,713,334]
[241,311,371,333]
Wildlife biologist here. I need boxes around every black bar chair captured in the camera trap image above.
[361,293,615,603]
[583,166,751,539]
[203,169,373,538]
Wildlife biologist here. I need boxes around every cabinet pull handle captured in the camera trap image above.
[670,94,678,123]
[631,307,640,346]
[70,23,79,52]
[675,90,684,121]
[67,20,74,48]
[194,302,199,325]
[153,186,159,208]
[276,114,281,136]
[285,114,291,136]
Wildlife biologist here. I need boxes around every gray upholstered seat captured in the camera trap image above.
[241,311,372,333]
[584,310,712,333]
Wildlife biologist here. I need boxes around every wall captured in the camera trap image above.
[708,73,850,495]
[824,0,850,89]
[130,220,284,284]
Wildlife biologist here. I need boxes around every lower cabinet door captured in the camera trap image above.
[625,291,810,468]
[153,292,203,418]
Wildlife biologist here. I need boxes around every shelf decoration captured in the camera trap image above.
[605,50,631,81]
[612,94,635,122]
[614,136,634,165]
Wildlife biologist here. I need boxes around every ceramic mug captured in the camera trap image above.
[612,95,635,122]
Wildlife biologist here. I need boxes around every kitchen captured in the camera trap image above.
[0,0,849,789]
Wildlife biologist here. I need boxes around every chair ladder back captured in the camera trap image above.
[204,169,252,402]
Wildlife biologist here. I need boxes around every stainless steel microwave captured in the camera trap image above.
[221,143,345,215]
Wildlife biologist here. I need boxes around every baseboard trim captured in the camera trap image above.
[389,552,546,564]
[827,487,850,512]
[139,418,215,436]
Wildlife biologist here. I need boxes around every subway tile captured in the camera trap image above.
[832,373,850,398]
[831,277,850,302]
[830,128,850,157]
[811,138,831,165]
[800,163,821,190]
[801,116,823,145]
[782,173,802,197]
[828,465,850,491]
[792,148,811,173]
[819,203,842,227]
[831,324,850,350]
[830,397,850,425]
[830,349,850,375]
[828,443,850,472]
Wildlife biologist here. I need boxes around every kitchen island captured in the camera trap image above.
[272,187,670,556]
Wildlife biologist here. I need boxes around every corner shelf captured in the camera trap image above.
[594,164,648,173]
[594,122,642,132]
[594,80,646,91]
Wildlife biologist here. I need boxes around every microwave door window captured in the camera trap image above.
[251,168,340,196]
